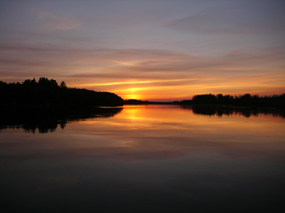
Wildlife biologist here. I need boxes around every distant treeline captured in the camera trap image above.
[0,77,124,110]
[124,99,179,105]
[180,93,285,108]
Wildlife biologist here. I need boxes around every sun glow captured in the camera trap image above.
[124,94,141,100]
[72,74,285,102]
[122,88,142,100]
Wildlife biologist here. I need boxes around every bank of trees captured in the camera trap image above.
[0,77,124,108]
[180,93,285,108]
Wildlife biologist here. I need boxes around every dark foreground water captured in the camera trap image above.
[1,105,284,212]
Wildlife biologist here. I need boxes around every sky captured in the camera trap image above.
[0,0,284,101]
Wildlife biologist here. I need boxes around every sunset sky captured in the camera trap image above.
[0,0,284,101]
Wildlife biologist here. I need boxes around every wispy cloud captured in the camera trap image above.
[38,11,80,32]
[1,42,284,81]
[78,78,198,87]
[168,2,285,35]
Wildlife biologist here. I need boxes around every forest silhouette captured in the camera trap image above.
[125,93,285,108]
[179,93,285,108]
[0,77,124,110]
[0,77,124,133]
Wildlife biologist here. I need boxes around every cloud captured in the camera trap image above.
[0,42,190,71]
[1,42,284,73]
[121,46,285,76]
[168,2,285,35]
[38,11,80,32]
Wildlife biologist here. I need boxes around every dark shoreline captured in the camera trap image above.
[124,93,285,109]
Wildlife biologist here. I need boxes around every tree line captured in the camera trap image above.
[0,77,124,110]
[180,93,285,108]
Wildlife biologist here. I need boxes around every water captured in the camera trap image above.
[1,105,284,212]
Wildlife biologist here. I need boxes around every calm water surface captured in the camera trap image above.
[1,105,284,212]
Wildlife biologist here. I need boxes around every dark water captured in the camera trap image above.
[1,105,284,212]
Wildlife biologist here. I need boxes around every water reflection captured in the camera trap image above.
[0,107,122,133]
[79,105,285,162]
[181,105,285,118]
[0,105,284,212]
[1,105,283,134]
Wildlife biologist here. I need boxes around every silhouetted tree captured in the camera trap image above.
[60,81,67,88]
